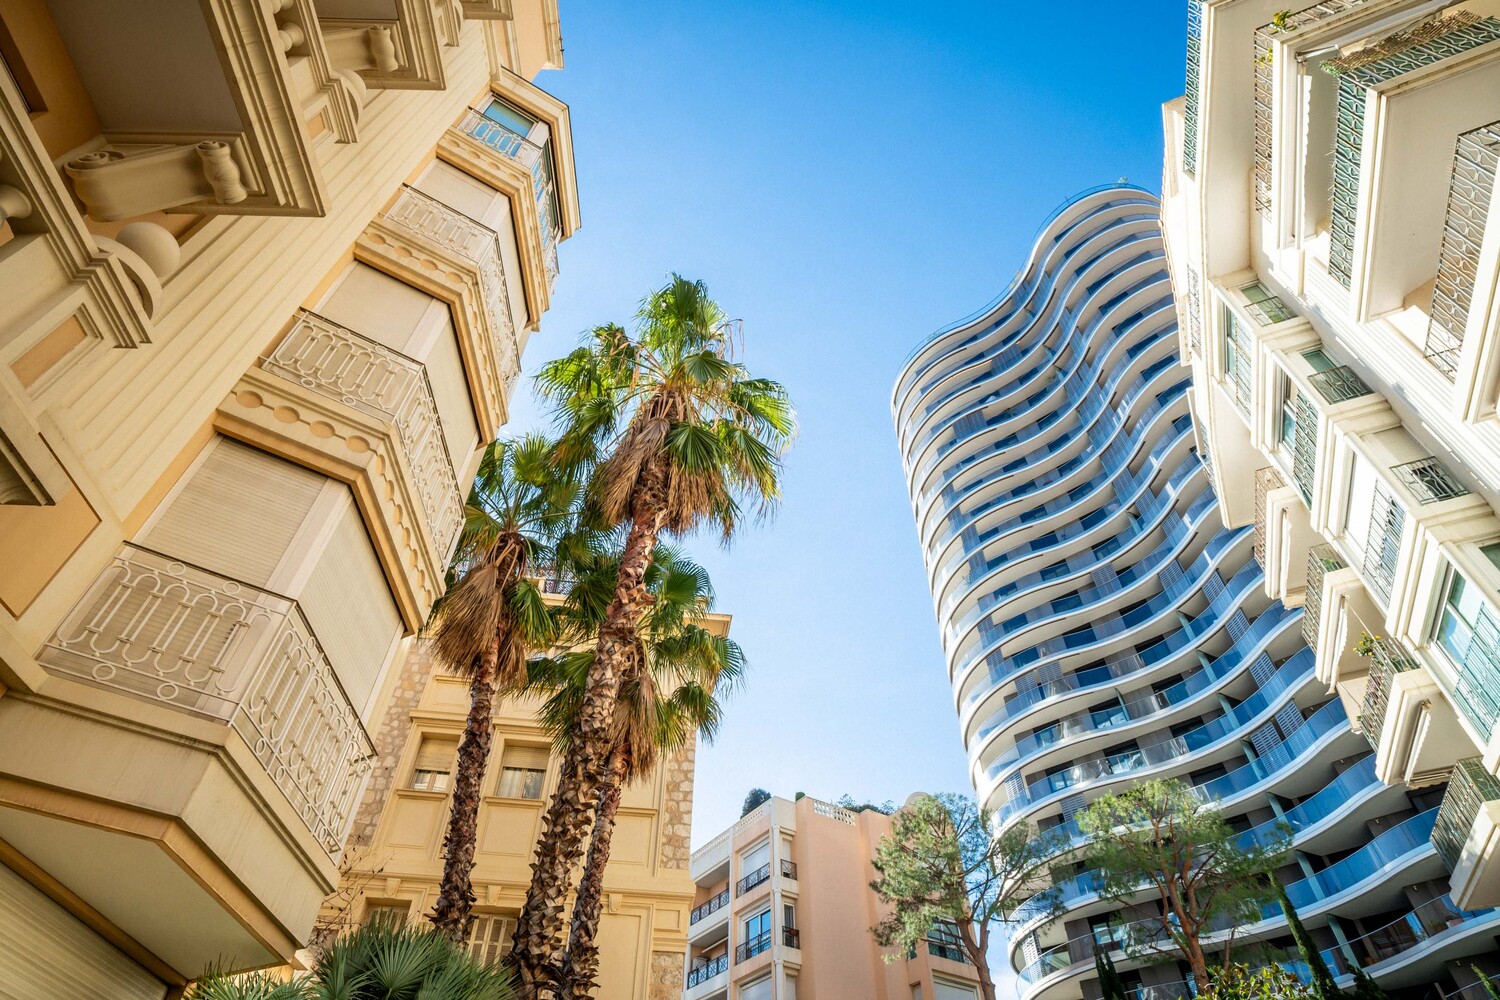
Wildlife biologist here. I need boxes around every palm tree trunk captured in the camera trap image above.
[511,463,668,994]
[560,745,629,1000]
[430,637,501,944]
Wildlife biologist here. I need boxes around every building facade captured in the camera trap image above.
[894,188,1500,1000]
[683,795,982,1000]
[327,598,728,1000]
[0,3,597,996]
[1166,0,1500,992]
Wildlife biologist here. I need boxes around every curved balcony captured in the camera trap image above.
[930,347,1189,592]
[987,647,1316,826]
[944,426,1203,663]
[908,263,1172,487]
[960,537,1259,745]
[894,185,1159,411]
[928,367,1191,589]
[977,600,1301,784]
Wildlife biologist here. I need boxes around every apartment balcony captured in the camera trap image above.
[685,953,729,1000]
[1331,891,1500,989]
[736,862,771,896]
[219,307,466,628]
[1424,120,1500,380]
[688,887,730,942]
[1437,757,1500,909]
[1320,12,1500,321]
[356,185,521,442]
[1355,636,1469,788]
[0,543,372,979]
[735,929,772,964]
[437,77,581,323]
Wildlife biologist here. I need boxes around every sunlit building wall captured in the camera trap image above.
[1165,0,1500,994]
[894,188,1498,1000]
[0,3,657,995]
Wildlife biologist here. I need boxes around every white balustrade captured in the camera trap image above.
[38,545,374,854]
[264,310,464,557]
[385,186,522,390]
[809,798,858,824]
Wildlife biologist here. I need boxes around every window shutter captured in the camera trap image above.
[415,736,458,773]
[297,495,402,710]
[503,744,550,771]
[141,439,324,587]
[741,841,770,873]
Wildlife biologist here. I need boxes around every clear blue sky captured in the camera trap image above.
[510,0,1188,846]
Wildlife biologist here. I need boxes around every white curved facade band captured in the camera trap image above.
[893,188,1484,1000]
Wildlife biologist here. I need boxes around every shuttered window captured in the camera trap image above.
[140,438,325,587]
[423,317,479,472]
[496,744,549,800]
[740,840,770,875]
[410,735,457,791]
[934,980,979,1000]
[466,913,515,966]
[740,976,773,1000]
[297,494,402,711]
[363,901,409,926]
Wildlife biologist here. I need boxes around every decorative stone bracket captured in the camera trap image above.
[321,2,446,91]
[64,137,252,222]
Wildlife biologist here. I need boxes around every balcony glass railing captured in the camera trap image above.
[1281,809,1435,912]
[1340,893,1496,969]
[897,203,1159,413]
[965,545,1258,738]
[456,107,560,284]
[994,649,1315,823]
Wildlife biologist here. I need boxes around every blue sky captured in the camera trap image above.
[510,0,1188,846]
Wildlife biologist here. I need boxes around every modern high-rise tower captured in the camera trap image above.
[894,187,1500,1000]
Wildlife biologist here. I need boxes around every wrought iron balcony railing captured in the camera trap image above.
[1358,636,1417,750]
[782,926,800,949]
[37,545,375,855]
[1302,548,1350,650]
[1308,365,1372,404]
[265,311,464,557]
[736,863,770,895]
[1426,120,1500,379]
[686,954,728,987]
[735,930,771,963]
[927,939,967,963]
[690,888,730,924]
[1392,456,1469,505]
[779,859,798,880]
[1434,757,1500,872]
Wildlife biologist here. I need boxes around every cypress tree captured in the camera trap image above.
[1274,879,1341,1000]
[1094,947,1130,1000]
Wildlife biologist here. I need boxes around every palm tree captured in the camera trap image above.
[526,546,742,999]
[510,275,793,991]
[425,435,579,944]
[185,918,516,999]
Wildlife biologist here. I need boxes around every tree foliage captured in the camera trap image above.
[185,918,515,999]
[1205,963,1315,1000]
[1078,779,1287,987]
[868,793,1061,1000]
[741,787,771,817]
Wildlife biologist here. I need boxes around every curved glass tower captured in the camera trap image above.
[893,188,1492,1000]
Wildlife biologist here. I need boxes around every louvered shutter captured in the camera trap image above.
[140,439,325,587]
[297,495,402,711]
[503,745,550,771]
[421,318,479,472]
[415,736,458,773]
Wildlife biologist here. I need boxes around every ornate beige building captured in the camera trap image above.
[0,2,710,996]
[331,610,721,1000]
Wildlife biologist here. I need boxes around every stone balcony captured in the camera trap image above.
[0,544,372,980]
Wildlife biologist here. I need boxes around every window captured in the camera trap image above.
[479,97,537,136]
[410,735,457,792]
[740,976,773,1000]
[1278,375,1298,452]
[783,903,795,929]
[1482,543,1500,575]
[742,909,771,959]
[363,901,409,926]
[496,744,549,800]
[1221,306,1252,413]
[1301,349,1336,373]
[466,912,515,966]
